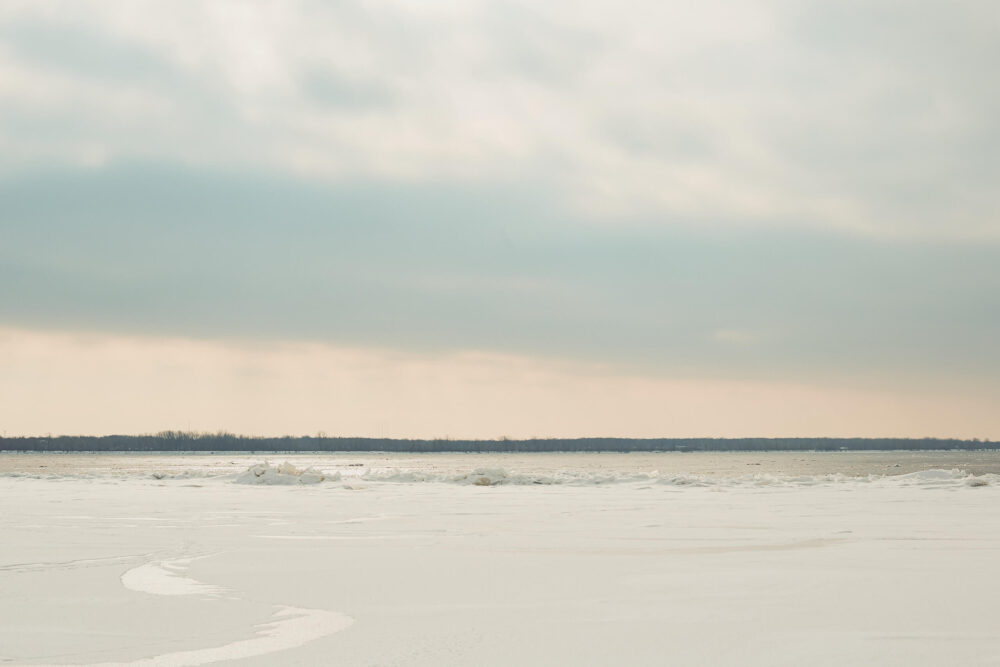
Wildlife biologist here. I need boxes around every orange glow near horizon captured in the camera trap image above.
[0,326,996,440]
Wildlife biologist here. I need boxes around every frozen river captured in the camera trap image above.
[2,452,999,665]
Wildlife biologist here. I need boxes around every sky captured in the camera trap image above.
[1,0,998,438]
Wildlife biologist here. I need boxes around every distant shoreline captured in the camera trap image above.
[1,434,995,453]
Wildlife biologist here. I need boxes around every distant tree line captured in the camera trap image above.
[0,432,994,452]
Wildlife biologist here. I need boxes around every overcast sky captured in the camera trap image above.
[1,0,998,438]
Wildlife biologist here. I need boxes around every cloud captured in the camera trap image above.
[2,163,999,389]
[0,19,174,83]
[300,69,396,110]
[1,0,998,236]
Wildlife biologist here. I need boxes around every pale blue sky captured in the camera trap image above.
[1,1,998,436]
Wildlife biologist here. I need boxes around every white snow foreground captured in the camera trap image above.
[234,461,338,485]
[4,456,1000,667]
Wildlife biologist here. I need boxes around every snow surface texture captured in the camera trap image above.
[121,557,222,597]
[103,556,351,666]
[2,454,1000,665]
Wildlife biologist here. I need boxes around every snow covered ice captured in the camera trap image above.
[2,452,999,666]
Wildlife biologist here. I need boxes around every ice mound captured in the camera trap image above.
[897,468,965,481]
[235,461,338,485]
[354,467,1000,489]
[891,468,983,487]
[654,472,856,488]
[457,467,509,486]
[150,470,213,480]
[360,468,513,485]
[360,467,657,486]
